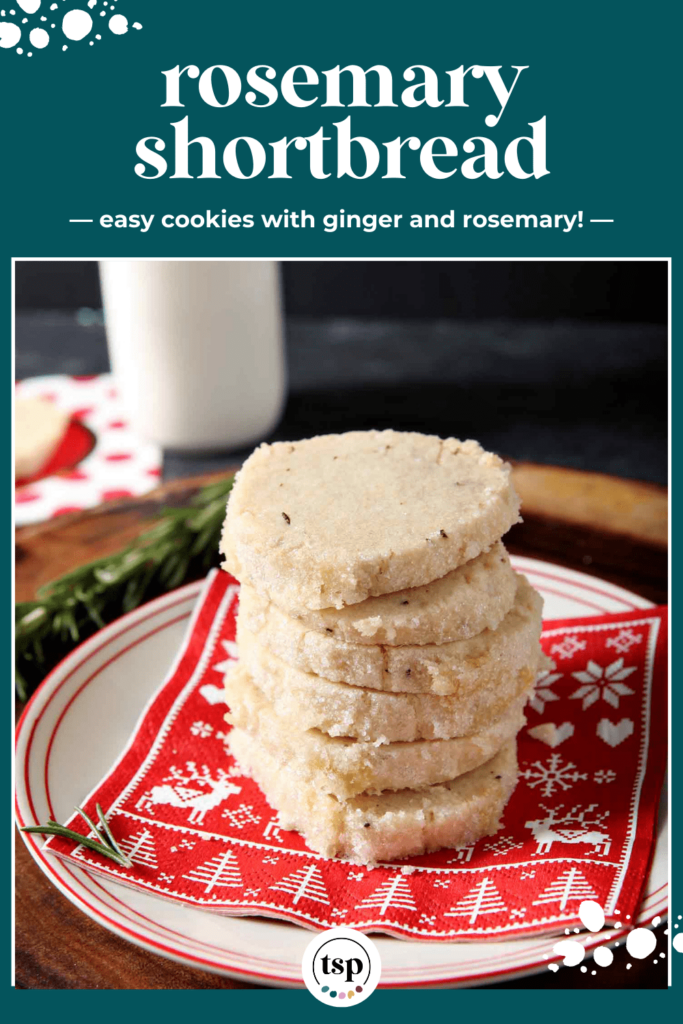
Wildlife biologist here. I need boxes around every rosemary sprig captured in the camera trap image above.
[15,476,234,700]
[20,804,133,868]
[95,803,131,865]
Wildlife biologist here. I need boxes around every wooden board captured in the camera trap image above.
[14,462,668,990]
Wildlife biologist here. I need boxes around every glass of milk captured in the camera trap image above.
[99,260,286,450]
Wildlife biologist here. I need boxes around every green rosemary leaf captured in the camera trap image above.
[166,555,192,591]
[187,502,222,532]
[63,609,80,643]
[15,475,234,700]
[190,522,218,558]
[16,603,46,629]
[20,824,130,867]
[15,669,28,703]
[95,804,132,866]
[36,557,110,599]
[193,479,234,505]
[83,601,106,630]
[74,806,106,845]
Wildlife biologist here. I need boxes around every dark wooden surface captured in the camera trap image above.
[14,463,668,990]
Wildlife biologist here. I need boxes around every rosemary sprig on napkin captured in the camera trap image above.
[21,804,133,868]
[15,476,234,700]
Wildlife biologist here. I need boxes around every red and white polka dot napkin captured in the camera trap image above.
[15,374,161,526]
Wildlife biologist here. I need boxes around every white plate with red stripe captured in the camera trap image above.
[15,558,667,988]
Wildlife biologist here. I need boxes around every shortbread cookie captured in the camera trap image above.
[221,431,520,612]
[15,397,69,479]
[225,662,527,798]
[279,541,517,646]
[239,572,541,695]
[237,625,539,742]
[229,730,518,864]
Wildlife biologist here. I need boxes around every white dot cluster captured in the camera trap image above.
[548,900,668,977]
[0,0,141,52]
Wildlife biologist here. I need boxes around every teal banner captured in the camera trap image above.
[0,1,678,257]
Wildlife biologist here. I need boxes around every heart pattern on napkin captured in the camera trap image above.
[528,721,575,747]
[597,717,635,747]
[199,683,226,706]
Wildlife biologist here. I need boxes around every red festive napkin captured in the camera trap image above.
[15,374,161,526]
[43,569,667,940]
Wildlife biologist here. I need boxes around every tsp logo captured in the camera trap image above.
[302,927,381,1006]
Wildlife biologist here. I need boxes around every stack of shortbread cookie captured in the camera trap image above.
[220,430,543,865]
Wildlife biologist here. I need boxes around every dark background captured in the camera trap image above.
[15,260,668,485]
[15,260,667,322]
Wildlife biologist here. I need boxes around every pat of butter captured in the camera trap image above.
[15,397,70,478]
